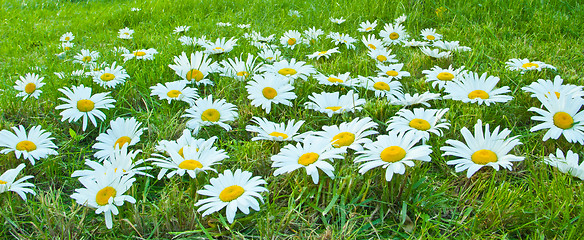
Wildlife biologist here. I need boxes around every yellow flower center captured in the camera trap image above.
[437,72,454,81]
[82,56,92,62]
[326,106,342,112]
[16,140,37,151]
[389,32,399,40]
[65,37,70,41]
[426,35,435,40]
[186,69,204,82]
[318,51,328,55]
[64,47,71,51]
[298,152,319,166]
[114,136,131,148]
[269,131,289,139]
[24,83,36,94]
[262,87,278,99]
[522,62,539,69]
[367,44,376,50]
[124,32,129,35]
[380,146,406,163]
[327,77,343,83]
[386,70,399,77]
[219,185,245,202]
[178,159,203,170]
[100,73,115,82]
[167,90,181,98]
[553,112,574,129]
[331,132,355,148]
[373,82,390,91]
[278,68,297,76]
[201,109,220,122]
[178,147,185,157]
[376,55,387,62]
[365,27,372,31]
[468,90,489,99]
[287,38,296,45]
[471,149,498,165]
[96,186,117,206]
[213,47,224,52]
[409,118,431,131]
[76,99,95,112]
[134,51,146,56]
[236,71,250,78]
[0,180,6,184]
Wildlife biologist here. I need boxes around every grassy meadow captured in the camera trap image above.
[1,0,584,239]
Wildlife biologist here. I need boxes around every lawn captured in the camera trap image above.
[1,0,584,239]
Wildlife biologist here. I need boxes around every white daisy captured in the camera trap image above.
[0,164,35,201]
[150,80,199,105]
[330,17,346,24]
[355,132,432,181]
[183,95,238,134]
[72,145,152,180]
[272,136,344,184]
[155,130,219,156]
[386,108,450,142]
[56,85,116,131]
[357,76,403,98]
[443,72,513,106]
[394,14,407,24]
[544,149,584,180]
[529,94,584,144]
[203,37,238,55]
[307,47,340,60]
[112,46,130,54]
[245,73,297,113]
[506,58,556,72]
[305,90,366,117]
[260,58,316,82]
[280,30,302,49]
[389,91,441,107]
[216,22,232,27]
[328,32,357,50]
[131,8,141,11]
[14,73,45,100]
[376,63,410,79]
[441,119,524,178]
[237,24,251,29]
[117,27,134,39]
[168,52,218,86]
[420,28,442,41]
[314,72,355,87]
[420,47,451,59]
[361,34,384,51]
[54,70,87,79]
[368,48,398,64]
[150,145,226,179]
[178,36,196,46]
[220,53,263,81]
[288,10,302,18]
[92,117,145,161]
[61,41,74,51]
[313,117,378,152]
[422,65,466,90]
[358,20,377,32]
[379,23,410,45]
[258,48,282,63]
[433,40,472,52]
[403,39,429,48]
[522,75,584,100]
[122,48,158,62]
[73,49,100,66]
[89,62,130,89]
[195,169,268,223]
[60,32,74,42]
[0,125,58,165]
[174,25,191,34]
[303,27,324,45]
[245,117,305,141]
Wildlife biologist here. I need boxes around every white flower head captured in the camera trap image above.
[305,90,366,117]
[56,85,116,131]
[150,80,199,105]
[118,27,134,39]
[544,149,584,180]
[0,164,36,200]
[0,125,58,165]
[386,108,450,142]
[183,95,238,135]
[92,117,146,161]
[245,117,306,142]
[443,72,513,106]
[14,73,45,100]
[245,73,297,113]
[358,20,377,32]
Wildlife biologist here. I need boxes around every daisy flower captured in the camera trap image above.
[358,20,377,32]
[155,130,219,156]
[0,125,58,165]
[307,47,340,60]
[72,145,152,180]
[61,41,74,51]
[0,164,35,200]
[313,117,378,152]
[73,49,100,66]
[529,95,584,144]
[272,136,344,184]
[433,40,472,52]
[258,48,282,63]
[422,65,466,90]
[368,48,398,64]
[174,25,191,34]
[203,37,238,55]
[389,91,441,107]
[216,22,232,27]
[379,23,410,45]
[150,145,227,179]
[260,58,316,82]
[376,63,410,79]
[441,119,524,178]
[92,117,145,161]
[328,32,357,50]
[357,76,403,98]
[54,70,86,79]
[178,36,196,46]
[386,108,450,142]
[89,62,130,89]
[183,95,238,134]
[280,30,302,49]
[314,72,355,87]
[420,47,451,59]
[355,132,432,181]
[251,41,279,50]
[220,53,263,81]
[443,72,512,106]
[245,73,297,113]
[56,85,116,131]
[195,169,268,223]
[522,75,584,100]
[245,117,305,141]
[303,27,324,45]
[420,28,442,41]
[122,48,158,62]
[131,8,141,11]
[70,171,136,229]
[506,58,556,73]
[60,32,74,42]
[305,90,366,117]
[168,52,218,86]
[237,24,251,29]
[288,10,302,18]
[361,35,384,50]
[544,149,584,180]
[403,39,429,48]
[150,80,199,105]
[112,46,130,54]
[14,73,45,100]
[117,27,134,39]
[394,14,407,24]
[330,17,346,24]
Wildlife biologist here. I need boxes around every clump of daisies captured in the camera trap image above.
[0,125,58,165]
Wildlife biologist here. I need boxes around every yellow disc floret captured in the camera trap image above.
[186,69,204,82]
[389,32,400,40]
[219,185,245,202]
[298,152,319,166]
[287,38,296,45]
[278,68,297,76]
[326,106,342,112]
[114,136,131,148]
[201,109,221,122]
[471,149,498,165]
[522,62,539,69]
[426,35,435,40]
[16,140,37,151]
[367,44,376,50]
[376,55,387,62]
[77,99,95,112]
[269,132,289,139]
[262,87,278,99]
[386,70,399,77]
[24,83,36,94]
[134,51,146,56]
[409,118,431,131]
[331,132,355,148]
[100,73,115,82]
[236,71,250,78]
[167,90,181,98]
[468,90,489,99]
[437,72,454,81]
[380,146,406,163]
[96,186,117,206]
[373,82,390,91]
[178,159,203,170]
[327,77,343,83]
[553,112,574,129]
[0,180,6,184]
[82,56,92,62]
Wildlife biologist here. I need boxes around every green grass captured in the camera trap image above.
[1,0,584,238]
